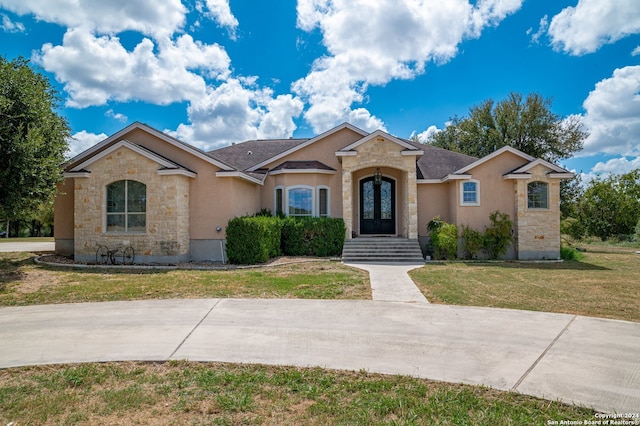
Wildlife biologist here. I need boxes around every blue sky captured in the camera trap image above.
[1,0,639,180]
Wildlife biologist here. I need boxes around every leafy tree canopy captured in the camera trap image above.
[578,169,640,240]
[426,92,588,163]
[0,56,70,220]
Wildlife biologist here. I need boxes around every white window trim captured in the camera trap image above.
[286,185,315,217]
[274,185,284,216]
[317,186,330,217]
[460,179,480,206]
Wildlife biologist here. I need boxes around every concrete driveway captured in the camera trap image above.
[1,298,638,414]
[0,241,55,252]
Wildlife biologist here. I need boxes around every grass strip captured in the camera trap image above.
[0,361,595,425]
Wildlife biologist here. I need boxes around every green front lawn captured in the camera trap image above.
[0,361,594,425]
[409,244,640,322]
[0,254,370,306]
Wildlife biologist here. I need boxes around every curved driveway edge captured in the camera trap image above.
[1,299,638,414]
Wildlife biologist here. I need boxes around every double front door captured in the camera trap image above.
[359,176,395,235]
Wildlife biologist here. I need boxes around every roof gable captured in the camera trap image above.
[246,122,369,171]
[454,146,535,175]
[67,140,196,178]
[65,122,234,172]
[338,129,422,153]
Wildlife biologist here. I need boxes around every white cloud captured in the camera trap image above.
[0,0,187,39]
[67,130,108,158]
[527,15,548,44]
[411,125,441,142]
[1,13,24,32]
[169,78,304,150]
[579,65,640,157]
[580,156,640,184]
[632,46,640,56]
[294,0,522,133]
[203,0,238,39]
[548,0,640,55]
[35,28,231,108]
[105,109,127,122]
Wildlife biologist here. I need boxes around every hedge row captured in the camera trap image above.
[226,216,346,264]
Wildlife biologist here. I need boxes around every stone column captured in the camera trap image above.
[342,165,353,239]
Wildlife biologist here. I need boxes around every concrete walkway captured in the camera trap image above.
[345,262,428,304]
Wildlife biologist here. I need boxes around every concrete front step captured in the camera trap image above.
[342,237,425,263]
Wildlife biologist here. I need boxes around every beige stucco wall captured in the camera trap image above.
[416,182,450,236]
[73,146,190,262]
[515,164,562,260]
[454,151,524,230]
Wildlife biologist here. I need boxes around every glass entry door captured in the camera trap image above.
[359,176,395,235]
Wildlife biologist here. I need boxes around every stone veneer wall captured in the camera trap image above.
[515,165,561,260]
[73,147,190,263]
[342,138,418,239]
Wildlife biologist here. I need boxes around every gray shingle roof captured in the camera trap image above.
[403,139,478,180]
[208,138,310,171]
[271,160,335,172]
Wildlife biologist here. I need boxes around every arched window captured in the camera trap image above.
[106,180,146,232]
[527,181,548,209]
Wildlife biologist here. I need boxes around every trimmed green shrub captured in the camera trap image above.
[427,216,458,260]
[461,225,484,259]
[226,216,281,264]
[281,217,307,256]
[560,246,584,261]
[483,211,513,259]
[281,217,345,257]
[309,217,346,257]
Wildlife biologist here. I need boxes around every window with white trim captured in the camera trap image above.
[287,186,314,217]
[527,181,548,209]
[106,180,146,233]
[274,185,329,217]
[318,186,329,217]
[460,180,480,206]
[274,186,284,216]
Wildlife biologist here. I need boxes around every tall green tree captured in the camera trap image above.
[0,57,70,235]
[578,170,640,240]
[427,93,588,163]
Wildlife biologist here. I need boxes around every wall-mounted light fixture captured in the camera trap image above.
[373,168,382,185]
[216,226,222,232]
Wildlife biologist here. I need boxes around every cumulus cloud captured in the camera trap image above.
[105,109,127,122]
[67,130,108,158]
[35,28,231,107]
[548,0,640,55]
[410,125,441,142]
[578,65,640,157]
[0,0,187,39]
[580,156,640,184]
[1,13,24,32]
[203,0,238,38]
[169,78,304,150]
[294,0,522,133]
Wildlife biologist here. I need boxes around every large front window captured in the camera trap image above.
[106,180,146,232]
[275,185,329,217]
